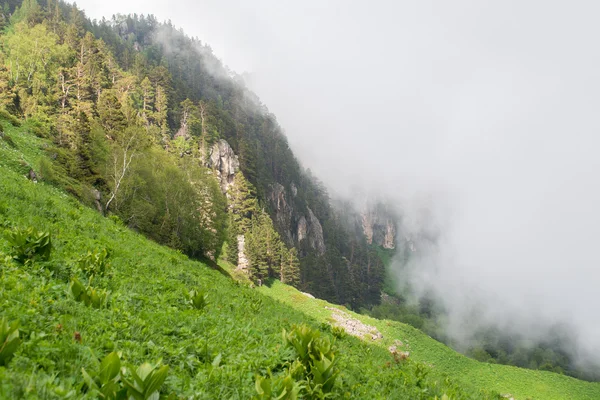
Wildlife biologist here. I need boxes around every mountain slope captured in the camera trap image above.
[260,282,600,400]
[0,0,388,310]
[0,118,478,399]
[1,116,599,399]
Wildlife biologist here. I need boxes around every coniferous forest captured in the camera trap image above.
[0,0,384,308]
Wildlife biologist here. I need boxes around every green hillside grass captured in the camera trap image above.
[259,282,600,400]
[0,122,598,399]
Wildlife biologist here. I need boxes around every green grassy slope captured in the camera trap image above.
[259,277,600,400]
[0,123,598,399]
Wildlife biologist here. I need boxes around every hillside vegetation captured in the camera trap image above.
[0,0,386,311]
[0,116,477,399]
[2,118,600,399]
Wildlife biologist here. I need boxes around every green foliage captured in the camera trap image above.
[81,352,124,399]
[245,209,299,285]
[188,289,208,311]
[70,277,108,308]
[4,225,52,263]
[2,22,71,116]
[280,247,301,287]
[229,171,258,234]
[0,131,16,148]
[0,318,21,366]
[97,91,127,134]
[254,371,302,400]
[256,324,339,399]
[77,248,111,277]
[122,361,170,400]
[82,352,170,400]
[0,125,596,399]
[0,109,22,126]
[331,326,346,340]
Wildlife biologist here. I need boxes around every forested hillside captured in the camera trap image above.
[0,0,386,309]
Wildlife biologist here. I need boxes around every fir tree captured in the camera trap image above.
[281,246,301,287]
[97,90,126,135]
[228,171,257,234]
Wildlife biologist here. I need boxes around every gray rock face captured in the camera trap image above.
[360,204,396,249]
[208,139,240,193]
[269,183,295,244]
[306,207,326,255]
[297,216,307,242]
[91,188,103,214]
[268,183,326,255]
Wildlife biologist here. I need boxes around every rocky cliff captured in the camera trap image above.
[298,207,326,255]
[360,202,397,249]
[207,139,328,264]
[268,183,327,255]
[207,139,240,193]
[206,139,249,270]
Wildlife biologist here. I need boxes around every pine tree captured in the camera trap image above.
[175,98,196,139]
[246,225,268,283]
[139,76,154,124]
[97,90,126,135]
[228,171,258,233]
[154,84,168,139]
[11,0,43,26]
[74,32,96,111]
[281,246,301,287]
[73,110,102,185]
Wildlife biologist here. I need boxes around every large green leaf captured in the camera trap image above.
[81,368,100,392]
[99,352,121,384]
[0,319,21,366]
[143,365,169,398]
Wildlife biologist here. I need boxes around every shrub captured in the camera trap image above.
[0,130,16,148]
[254,371,302,400]
[256,324,339,399]
[82,352,170,400]
[70,277,108,309]
[0,318,22,366]
[331,326,346,340]
[0,109,21,127]
[188,289,208,311]
[4,226,52,263]
[122,361,170,400]
[24,117,51,138]
[82,352,123,399]
[77,248,111,277]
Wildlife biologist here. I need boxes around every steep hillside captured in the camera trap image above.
[0,117,485,399]
[260,282,600,400]
[2,120,600,399]
[0,0,387,310]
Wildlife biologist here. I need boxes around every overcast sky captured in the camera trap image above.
[77,0,600,359]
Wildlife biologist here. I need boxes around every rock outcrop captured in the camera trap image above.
[269,183,295,244]
[305,207,326,255]
[326,306,383,341]
[360,203,396,249]
[268,183,326,255]
[207,139,240,193]
[205,139,246,269]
